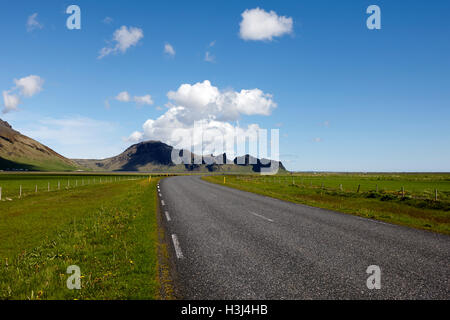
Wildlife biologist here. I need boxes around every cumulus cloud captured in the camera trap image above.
[14,75,44,97]
[115,91,131,102]
[164,43,175,57]
[2,75,44,113]
[27,13,43,32]
[239,8,293,41]
[2,91,20,114]
[128,80,277,156]
[166,80,276,122]
[98,26,144,59]
[115,91,153,106]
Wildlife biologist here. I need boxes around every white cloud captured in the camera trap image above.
[133,94,153,105]
[98,26,144,59]
[209,40,216,47]
[27,13,43,32]
[115,91,131,102]
[14,75,44,97]
[2,91,21,113]
[164,43,175,56]
[115,91,153,106]
[314,137,322,143]
[166,80,276,122]
[204,51,215,63]
[128,131,144,143]
[2,75,44,113]
[239,8,293,41]
[128,80,277,155]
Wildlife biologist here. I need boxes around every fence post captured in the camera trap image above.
[340,184,343,191]
[58,181,60,190]
[435,189,438,201]
[402,186,405,198]
[48,182,50,191]
[357,184,361,193]
[0,186,2,201]
[35,185,37,193]
[19,185,22,198]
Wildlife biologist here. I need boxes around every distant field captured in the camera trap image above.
[204,173,450,234]
[0,173,151,200]
[0,174,165,299]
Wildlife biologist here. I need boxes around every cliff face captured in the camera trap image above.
[72,140,286,173]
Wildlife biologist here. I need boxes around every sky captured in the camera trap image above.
[0,0,449,172]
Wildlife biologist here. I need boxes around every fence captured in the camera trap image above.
[0,175,151,202]
[235,176,447,202]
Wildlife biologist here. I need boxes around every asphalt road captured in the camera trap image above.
[159,176,449,299]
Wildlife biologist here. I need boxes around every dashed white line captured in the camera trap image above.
[165,211,171,222]
[249,211,274,223]
[159,193,162,196]
[161,200,165,206]
[171,234,184,259]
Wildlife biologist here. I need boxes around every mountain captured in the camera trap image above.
[0,119,78,171]
[73,140,286,173]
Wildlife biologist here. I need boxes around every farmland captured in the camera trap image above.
[0,173,167,299]
[204,173,450,234]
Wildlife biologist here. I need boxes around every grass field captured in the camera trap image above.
[0,174,163,299]
[204,173,450,235]
[0,173,150,200]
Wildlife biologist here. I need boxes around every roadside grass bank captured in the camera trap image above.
[203,174,450,235]
[0,178,161,299]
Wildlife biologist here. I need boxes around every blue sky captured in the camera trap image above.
[1,0,449,171]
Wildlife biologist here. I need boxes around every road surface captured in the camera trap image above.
[159,176,449,299]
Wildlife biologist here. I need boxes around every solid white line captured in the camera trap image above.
[171,234,184,259]
[165,211,171,222]
[249,211,274,222]
[161,200,165,206]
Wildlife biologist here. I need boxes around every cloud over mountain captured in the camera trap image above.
[128,80,277,156]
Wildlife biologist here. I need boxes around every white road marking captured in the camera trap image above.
[161,200,165,206]
[249,211,274,223]
[165,211,171,222]
[159,193,162,196]
[171,234,184,259]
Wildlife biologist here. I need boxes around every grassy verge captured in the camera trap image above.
[0,178,160,299]
[203,175,450,235]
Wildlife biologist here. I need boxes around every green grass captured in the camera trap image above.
[0,173,147,200]
[0,175,161,300]
[204,173,450,235]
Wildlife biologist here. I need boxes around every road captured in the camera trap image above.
[159,176,449,299]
